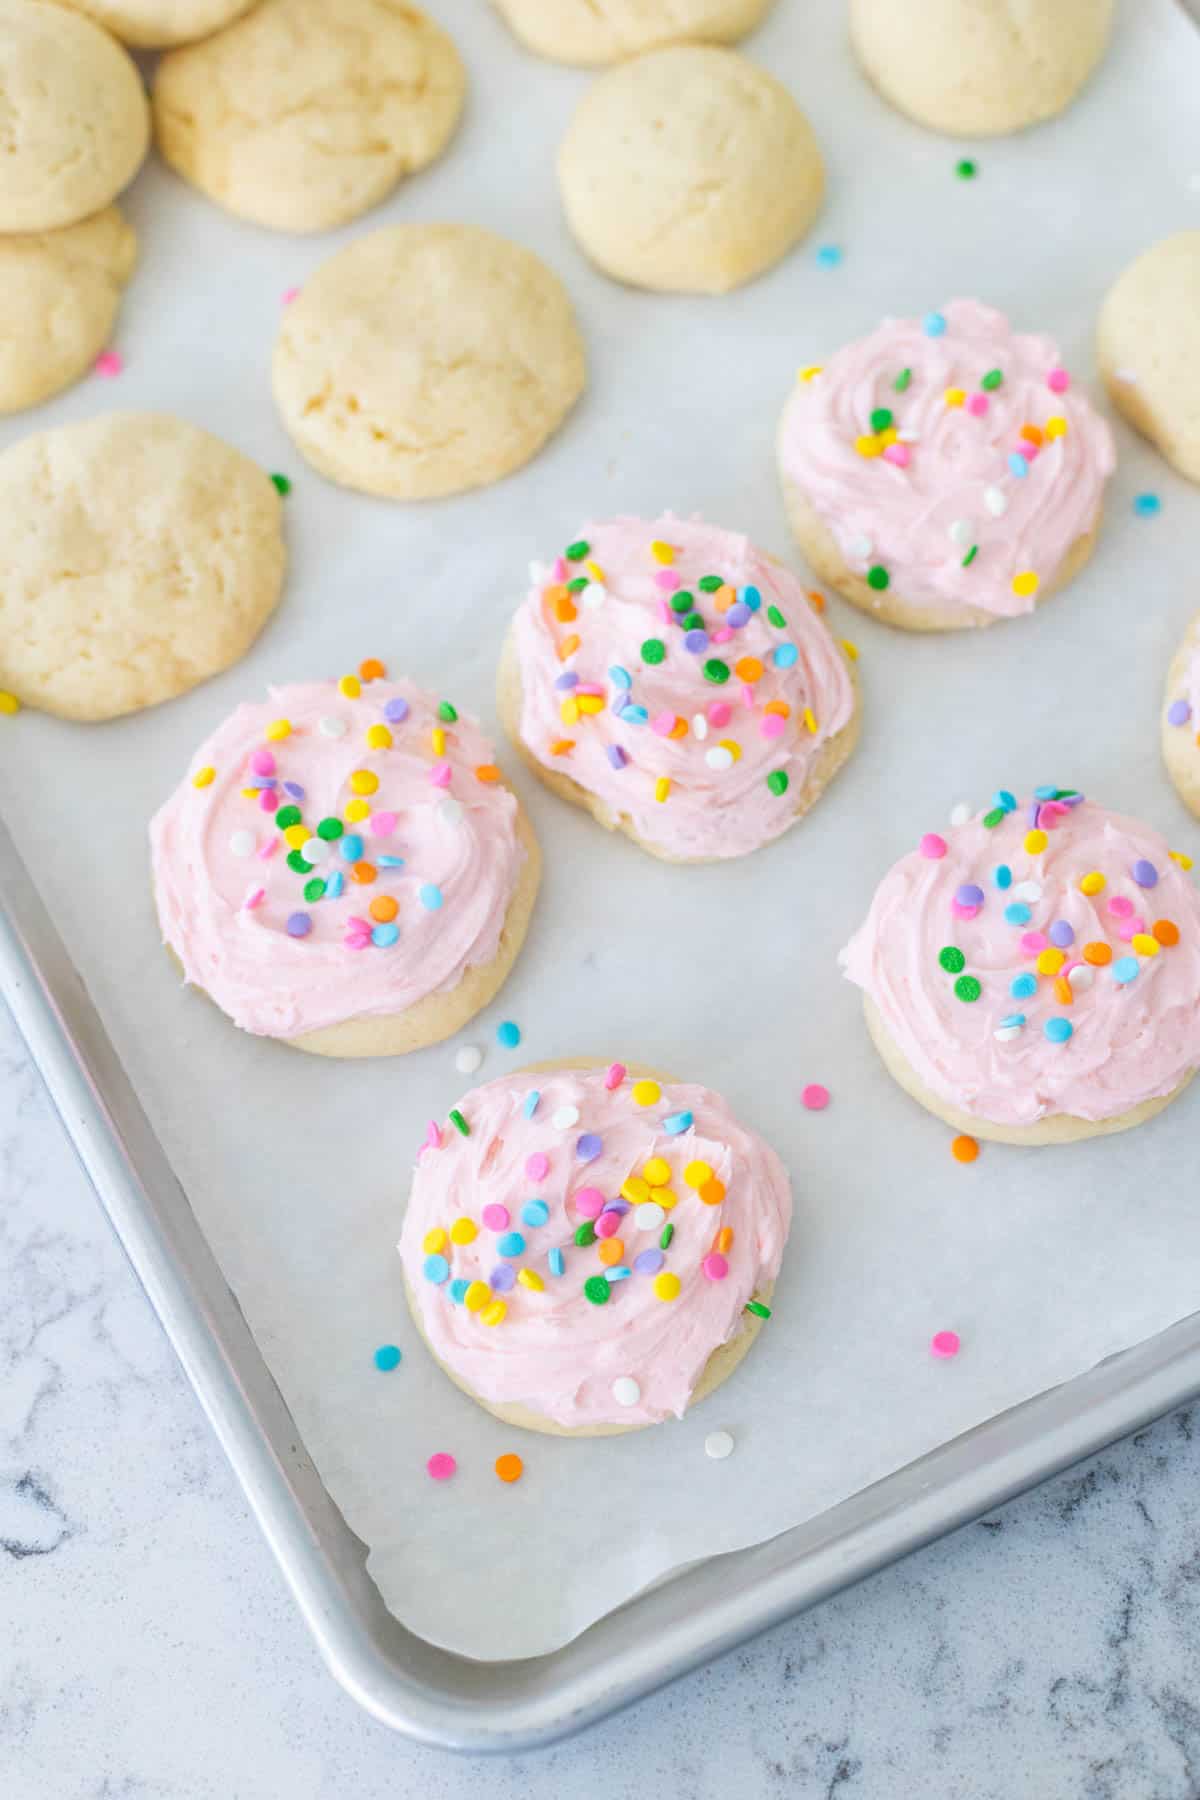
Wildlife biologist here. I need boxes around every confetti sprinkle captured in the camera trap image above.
[801,1083,830,1111]
[454,1045,483,1075]
[1133,493,1161,517]
[816,244,843,268]
[373,1345,401,1371]
[94,349,124,377]
[704,1430,735,1460]
[496,1020,521,1049]
[494,1453,524,1484]
[426,1452,457,1481]
[270,473,292,495]
[955,158,977,179]
[950,1135,979,1163]
[930,1331,961,1359]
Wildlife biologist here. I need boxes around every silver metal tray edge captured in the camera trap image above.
[5,809,1200,1752]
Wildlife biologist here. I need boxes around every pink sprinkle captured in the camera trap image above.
[966,392,989,417]
[1017,440,1040,462]
[595,1209,621,1238]
[573,1187,605,1220]
[711,626,734,644]
[345,934,370,951]
[882,442,910,467]
[702,1252,729,1281]
[760,714,786,740]
[950,900,981,922]
[258,789,276,813]
[920,833,947,859]
[604,1061,626,1089]
[1020,930,1048,954]
[575,682,605,697]
[708,701,732,728]
[481,1203,510,1232]
[94,349,124,378]
[740,684,755,708]
[429,761,452,787]
[651,710,676,737]
[281,286,300,305]
[654,569,680,591]
[931,1330,961,1359]
[423,1120,443,1152]
[801,1083,830,1111]
[426,1452,457,1481]
[1117,916,1144,942]
[369,811,398,836]
[257,836,279,858]
[525,1152,549,1181]
[552,556,568,582]
[249,749,276,776]
[657,598,673,626]
[1108,896,1134,918]
[244,887,266,911]
[1047,368,1070,393]
[1038,801,1068,828]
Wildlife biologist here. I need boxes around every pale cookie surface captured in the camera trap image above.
[153,0,465,233]
[398,1061,790,1431]
[1162,611,1200,821]
[1097,232,1200,485]
[777,298,1115,630]
[0,413,284,722]
[273,224,586,499]
[850,0,1113,137]
[500,512,858,861]
[0,0,149,232]
[0,208,136,415]
[151,676,539,1053]
[491,0,774,66]
[557,46,822,294]
[841,787,1200,1138]
[57,0,257,47]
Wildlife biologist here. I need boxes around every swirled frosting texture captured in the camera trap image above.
[399,1066,792,1427]
[511,513,855,859]
[779,299,1116,618]
[841,793,1200,1126]
[151,677,526,1038]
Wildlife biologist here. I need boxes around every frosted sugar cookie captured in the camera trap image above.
[491,0,774,67]
[151,671,540,1057]
[59,0,257,48]
[778,300,1115,630]
[1163,613,1200,821]
[498,513,859,862]
[398,1061,790,1433]
[1097,233,1200,485]
[0,208,136,415]
[841,787,1200,1143]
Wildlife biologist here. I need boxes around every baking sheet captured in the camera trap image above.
[4,0,1200,1662]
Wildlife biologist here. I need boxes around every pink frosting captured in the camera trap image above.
[150,677,527,1038]
[510,514,855,859]
[779,299,1116,618]
[841,792,1200,1127]
[398,1066,792,1428]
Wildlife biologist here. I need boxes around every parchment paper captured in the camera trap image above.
[4,0,1200,1662]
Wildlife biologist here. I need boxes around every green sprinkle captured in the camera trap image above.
[682,612,705,632]
[641,638,666,665]
[317,816,343,840]
[574,1222,596,1247]
[583,1275,610,1305]
[962,545,979,568]
[275,804,302,829]
[869,407,894,433]
[894,367,913,393]
[745,1300,772,1320]
[956,158,978,180]
[982,807,1006,829]
[698,575,723,592]
[702,658,730,684]
[939,946,966,974]
[566,576,588,593]
[954,975,982,1004]
[669,590,694,613]
[766,605,787,628]
[437,701,458,722]
[565,539,589,561]
[449,1108,469,1137]
[767,770,789,797]
[286,849,312,874]
[981,368,1003,391]
[867,565,890,591]
[270,473,291,495]
[660,1223,674,1250]
[303,878,325,903]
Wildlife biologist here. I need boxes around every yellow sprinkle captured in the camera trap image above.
[265,718,291,741]
[1024,828,1048,854]
[423,1228,448,1255]
[338,675,361,699]
[366,724,392,750]
[1079,871,1106,896]
[798,364,823,382]
[560,698,581,725]
[855,434,882,458]
[1012,570,1040,599]
[878,427,899,448]
[350,769,379,795]
[654,776,670,803]
[1170,850,1194,870]
[345,798,370,823]
[1036,947,1066,976]
[283,824,310,850]
[841,639,859,661]
[803,706,818,734]
[0,690,21,715]
[577,694,604,715]
[240,787,258,799]
[717,737,742,763]
[517,1269,544,1292]
[631,1079,661,1107]
[654,1188,677,1210]
[585,560,606,583]
[450,1217,478,1246]
[642,1156,671,1187]
[653,1272,681,1303]
[684,1160,713,1189]
[650,540,675,565]
[621,1176,650,1204]
[464,1279,490,1311]
[944,386,966,408]
[481,1301,507,1327]
[431,727,446,757]
[192,765,215,788]
[1044,415,1068,439]
[1132,933,1160,957]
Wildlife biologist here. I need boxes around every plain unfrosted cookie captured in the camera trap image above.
[491,0,775,67]
[0,414,285,722]
[57,0,256,47]
[1162,612,1200,821]
[153,0,465,233]
[1097,233,1200,485]
[272,224,586,499]
[849,0,1113,137]
[557,47,822,294]
[0,209,137,416]
[0,0,149,232]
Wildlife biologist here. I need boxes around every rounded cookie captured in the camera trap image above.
[1097,233,1200,485]
[1163,612,1200,821]
[151,672,540,1057]
[0,0,149,232]
[0,208,137,416]
[272,224,585,499]
[849,0,1113,137]
[557,47,822,294]
[398,1060,790,1433]
[491,0,775,67]
[841,787,1200,1144]
[777,299,1115,631]
[0,413,285,722]
[57,0,258,48]
[500,513,859,862]
[153,0,465,233]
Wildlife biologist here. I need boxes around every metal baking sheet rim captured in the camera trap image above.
[5,813,1200,1753]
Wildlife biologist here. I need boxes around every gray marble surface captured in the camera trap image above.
[3,1001,1200,1800]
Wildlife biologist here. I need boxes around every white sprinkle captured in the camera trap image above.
[949,802,971,827]
[552,1105,580,1131]
[634,1201,666,1233]
[692,713,708,741]
[1011,880,1042,901]
[301,834,330,862]
[1067,964,1095,995]
[438,797,464,827]
[229,830,255,857]
[1114,368,1138,385]
[581,582,606,610]
[705,746,735,772]
[704,1430,735,1461]
[319,716,347,738]
[993,1024,1023,1043]
[455,1045,483,1075]
[612,1377,641,1408]
[948,518,972,546]
[983,486,1008,517]
[850,534,873,560]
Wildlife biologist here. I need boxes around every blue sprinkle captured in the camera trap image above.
[555,672,579,690]
[448,1278,470,1305]
[773,644,799,669]
[684,629,709,654]
[324,870,345,898]
[741,586,762,611]
[622,704,649,725]
[999,1013,1026,1030]
[497,1232,526,1258]
[523,1089,540,1118]
[376,855,405,868]
[521,1200,549,1228]
[605,1265,633,1282]
[816,244,843,268]
[606,744,628,770]
[993,864,1013,889]
[374,1344,401,1371]
[423,1254,450,1284]
[548,1247,565,1277]
[1134,493,1161,518]
[663,1111,693,1134]
[1044,1017,1073,1044]
[1033,784,1058,801]
[418,883,443,910]
[922,310,947,337]
[371,923,399,947]
[609,665,632,689]
[1113,956,1139,984]
[496,1020,521,1048]
[1011,973,1038,998]
[339,834,364,863]
[283,781,305,800]
[994,790,1016,813]
[384,698,410,724]
[1004,902,1032,926]
[1008,453,1029,478]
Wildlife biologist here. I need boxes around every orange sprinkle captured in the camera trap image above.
[764,699,791,718]
[556,633,581,662]
[552,595,577,623]
[1082,940,1113,966]
[1153,919,1180,946]
[735,657,764,683]
[716,1226,734,1254]
[1054,975,1073,1004]
[350,861,377,885]
[598,1238,624,1266]
[951,1135,979,1164]
[668,715,688,739]
[358,657,385,681]
[714,584,737,613]
[699,1177,726,1207]
[494,1454,524,1484]
[475,764,501,784]
[369,896,398,923]
[544,582,569,607]
[808,590,826,612]
[1021,423,1044,445]
[550,738,575,755]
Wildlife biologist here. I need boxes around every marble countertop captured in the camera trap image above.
[3,1001,1200,1800]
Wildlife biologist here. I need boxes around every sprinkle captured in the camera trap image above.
[0,691,21,716]
[631,1079,661,1107]
[552,1105,580,1130]
[816,244,842,268]
[954,975,981,1003]
[653,1271,681,1302]
[955,158,977,179]
[1008,453,1030,479]
[923,311,947,337]
[1132,858,1159,888]
[286,911,312,937]
[464,1278,489,1308]
[1082,941,1113,966]
[1047,368,1070,393]
[1134,492,1162,518]
[371,923,399,948]
[654,776,671,803]
[426,1453,456,1481]
[496,1021,520,1049]
[894,367,913,392]
[383,697,410,724]
[517,1269,544,1291]
[265,718,291,741]
[374,1345,401,1371]
[744,1299,772,1320]
[944,386,966,409]
[424,1254,450,1284]
[951,1135,979,1163]
[767,769,789,797]
[961,546,979,568]
[521,1200,550,1228]
[449,1109,469,1137]
[920,833,948,859]
[604,1062,626,1090]
[641,638,666,665]
[1024,828,1048,854]
[1012,570,1039,599]
[1044,1017,1073,1044]
[866,565,889,591]
[94,349,124,377]
[1132,933,1160,957]
[1154,919,1180,946]
[270,473,292,496]
[1167,699,1192,727]
[612,1377,641,1407]
[1113,956,1139,984]
[663,1110,692,1134]
[799,364,823,382]
[418,884,443,910]
[548,1248,565,1277]
[565,539,589,560]
[576,1133,603,1162]
[584,1275,610,1305]
[931,1331,960,1359]
[705,1430,735,1460]
[573,1188,603,1220]
[495,1454,523,1484]
[801,1083,830,1111]
[319,716,347,738]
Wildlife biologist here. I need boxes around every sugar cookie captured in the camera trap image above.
[499,513,858,862]
[57,0,256,48]
[273,224,585,499]
[557,47,822,294]
[491,0,774,67]
[153,0,465,233]
[398,1060,790,1433]
[0,209,136,416]
[1163,612,1200,821]
[0,0,149,232]
[0,413,284,721]
[778,299,1114,631]
[841,787,1200,1144]
[151,674,540,1056]
[850,0,1113,138]
[1097,233,1200,485]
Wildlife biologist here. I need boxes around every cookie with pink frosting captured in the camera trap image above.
[498,513,859,861]
[1163,612,1200,820]
[150,667,540,1057]
[398,1060,791,1433]
[778,300,1116,631]
[841,787,1200,1143]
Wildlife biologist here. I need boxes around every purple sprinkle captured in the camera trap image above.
[1168,699,1192,727]
[383,697,410,723]
[577,1132,603,1161]
[1048,920,1075,948]
[286,911,312,938]
[683,629,709,654]
[1062,792,1085,807]
[283,781,305,800]
[1132,858,1158,889]
[726,603,751,628]
[634,1249,665,1275]
[1027,802,1041,828]
[248,774,276,789]
[606,1198,631,1216]
[606,744,628,770]
[554,672,579,691]
[955,883,985,908]
[489,1264,516,1293]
